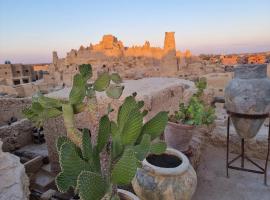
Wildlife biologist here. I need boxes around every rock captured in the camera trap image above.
[0,140,30,200]
[40,189,57,200]
[24,156,43,177]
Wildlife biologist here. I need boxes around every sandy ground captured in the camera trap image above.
[193,144,270,200]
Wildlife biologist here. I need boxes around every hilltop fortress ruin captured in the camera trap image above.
[45,32,192,86]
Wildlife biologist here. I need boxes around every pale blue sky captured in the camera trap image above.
[0,0,270,63]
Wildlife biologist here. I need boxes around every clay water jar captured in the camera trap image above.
[132,148,197,200]
[117,189,139,200]
[164,121,194,152]
[225,64,270,139]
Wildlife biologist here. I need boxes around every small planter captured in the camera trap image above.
[164,121,195,152]
[117,189,139,200]
[132,148,197,200]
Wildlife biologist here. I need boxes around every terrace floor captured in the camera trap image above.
[193,144,270,200]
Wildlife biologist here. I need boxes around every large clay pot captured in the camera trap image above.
[225,64,270,139]
[164,121,194,152]
[117,189,139,200]
[132,148,197,200]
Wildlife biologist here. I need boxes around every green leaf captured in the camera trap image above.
[110,73,122,84]
[82,129,93,162]
[55,142,92,192]
[96,115,110,153]
[23,101,62,127]
[111,195,121,200]
[111,121,119,137]
[55,172,70,192]
[121,108,143,145]
[141,111,168,140]
[112,135,124,160]
[134,134,151,161]
[142,110,148,117]
[56,136,71,152]
[111,148,138,185]
[45,108,62,118]
[79,64,92,79]
[94,72,110,92]
[31,102,44,113]
[73,103,86,114]
[22,107,37,122]
[117,96,138,133]
[77,171,108,200]
[105,84,124,99]
[38,95,62,109]
[69,74,86,105]
[185,119,194,125]
[137,101,144,109]
[150,141,167,154]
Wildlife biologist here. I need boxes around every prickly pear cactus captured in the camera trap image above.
[23,64,169,200]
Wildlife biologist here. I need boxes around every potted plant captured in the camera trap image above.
[164,78,215,153]
[23,64,168,200]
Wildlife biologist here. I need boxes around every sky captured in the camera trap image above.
[0,0,270,64]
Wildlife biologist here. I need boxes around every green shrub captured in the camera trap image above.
[169,78,215,126]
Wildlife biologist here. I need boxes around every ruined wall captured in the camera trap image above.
[47,32,192,86]
[221,56,238,66]
[202,72,233,96]
[248,55,266,64]
[164,32,176,51]
[0,64,14,85]
[0,85,18,96]
[0,64,36,86]
[0,97,31,126]
[33,64,49,71]
[0,119,33,152]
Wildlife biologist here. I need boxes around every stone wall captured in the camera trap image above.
[0,119,34,152]
[0,85,18,96]
[0,80,52,97]
[44,77,196,173]
[0,97,31,126]
[202,72,233,97]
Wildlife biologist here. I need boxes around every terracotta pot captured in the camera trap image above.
[132,148,197,200]
[164,121,194,152]
[117,189,139,200]
[225,64,270,139]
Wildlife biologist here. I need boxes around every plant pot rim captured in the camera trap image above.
[117,189,139,200]
[142,148,189,176]
[167,121,195,130]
